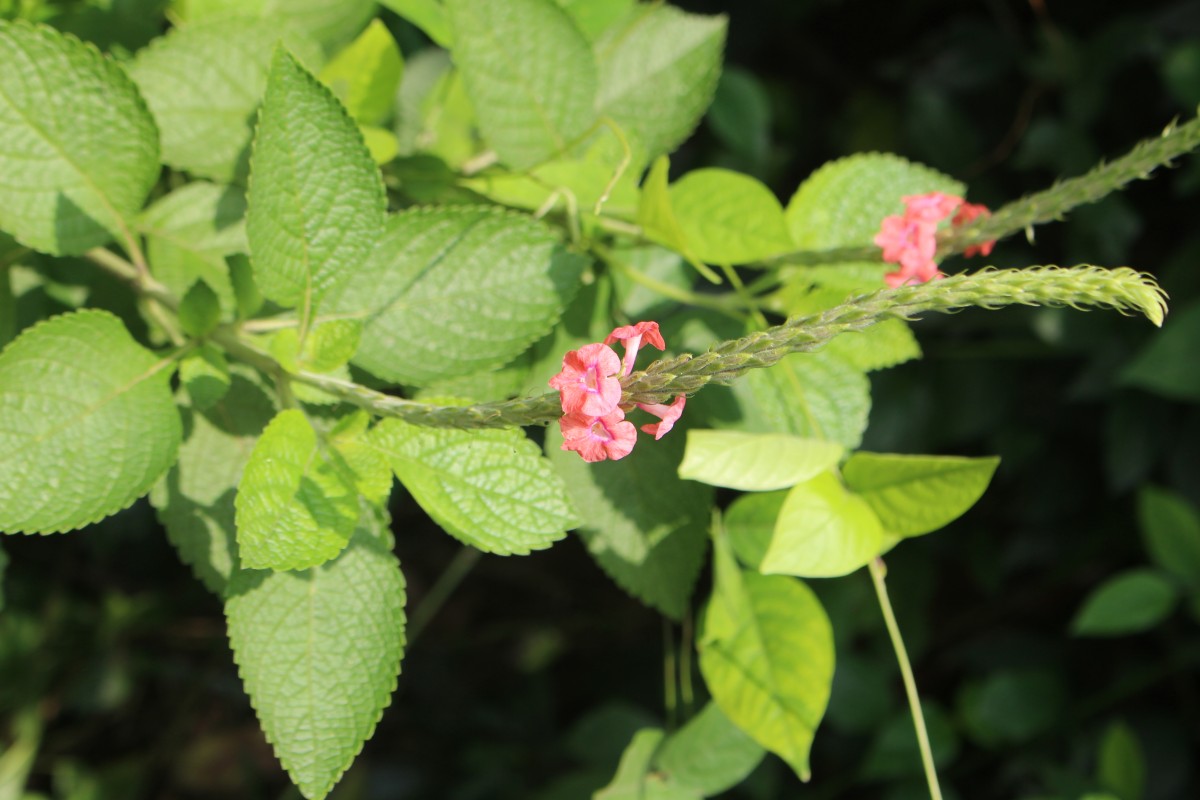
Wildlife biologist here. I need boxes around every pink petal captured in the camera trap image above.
[636,396,686,440]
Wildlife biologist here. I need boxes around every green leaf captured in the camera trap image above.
[699,523,834,782]
[1121,301,1200,401]
[958,668,1063,746]
[246,47,386,309]
[860,702,958,780]
[179,344,232,411]
[0,21,160,255]
[842,453,1000,538]
[548,426,711,620]
[1097,721,1145,800]
[177,0,374,53]
[270,320,362,375]
[328,414,393,507]
[556,0,634,40]
[594,4,725,165]
[150,368,276,594]
[1071,569,1178,637]
[655,702,765,795]
[679,430,843,491]
[0,310,181,534]
[138,181,247,311]
[319,20,404,127]
[234,409,361,571]
[1137,486,1200,589]
[179,281,222,338]
[461,155,640,221]
[762,471,884,578]
[669,169,793,264]
[129,20,294,185]
[445,0,598,169]
[378,0,454,47]
[595,728,699,800]
[225,518,405,800]
[371,418,578,555]
[325,205,586,386]
[724,490,787,571]
[707,66,770,162]
[361,125,400,165]
[822,318,921,372]
[637,156,691,256]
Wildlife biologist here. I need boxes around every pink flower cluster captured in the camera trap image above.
[549,321,686,462]
[873,192,995,287]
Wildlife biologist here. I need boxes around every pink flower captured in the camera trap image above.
[549,342,623,416]
[636,396,686,440]
[875,215,938,274]
[952,202,995,258]
[604,321,666,377]
[901,192,962,222]
[560,409,637,462]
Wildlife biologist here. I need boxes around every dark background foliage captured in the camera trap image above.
[2,1,1198,798]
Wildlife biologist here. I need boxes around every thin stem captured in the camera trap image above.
[406,547,482,647]
[869,557,943,800]
[85,247,178,311]
[663,618,678,730]
[599,243,749,317]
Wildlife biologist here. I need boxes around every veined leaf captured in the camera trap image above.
[699,523,834,782]
[0,21,160,255]
[325,206,586,386]
[0,310,181,534]
[679,430,843,491]
[319,19,404,127]
[445,0,598,169]
[655,702,765,795]
[226,518,406,800]
[763,471,884,578]
[669,169,793,264]
[371,419,578,555]
[234,409,361,571]
[246,47,386,309]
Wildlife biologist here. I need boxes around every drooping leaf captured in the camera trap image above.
[150,368,276,594]
[0,310,181,534]
[595,728,699,800]
[445,0,598,169]
[679,430,843,491]
[371,418,578,555]
[763,471,884,578]
[0,21,160,255]
[548,425,711,620]
[234,409,361,571]
[1071,569,1178,637]
[319,20,404,127]
[1137,486,1200,589]
[699,522,834,782]
[225,518,406,800]
[246,47,386,309]
[325,206,586,386]
[669,169,793,264]
[594,4,725,165]
[842,452,1000,538]
[655,702,765,795]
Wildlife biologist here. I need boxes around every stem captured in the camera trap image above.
[599,243,749,317]
[406,547,482,647]
[663,618,678,730]
[869,557,943,800]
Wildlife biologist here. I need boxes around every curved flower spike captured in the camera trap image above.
[604,321,666,377]
[549,342,623,416]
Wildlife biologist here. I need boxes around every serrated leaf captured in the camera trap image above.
[150,368,276,594]
[763,471,884,578]
[320,20,404,127]
[595,728,699,800]
[178,0,374,53]
[548,425,710,620]
[842,453,1000,538]
[179,281,222,338]
[1137,486,1200,589]
[225,519,405,800]
[669,169,793,264]
[655,702,765,795]
[1071,569,1178,637]
[0,21,160,255]
[1121,301,1200,401]
[0,310,181,534]
[234,409,361,571]
[179,344,232,411]
[325,205,586,386]
[247,47,386,309]
[445,0,598,169]
[594,5,725,165]
[371,418,578,555]
[699,523,834,782]
[378,0,454,47]
[679,430,843,491]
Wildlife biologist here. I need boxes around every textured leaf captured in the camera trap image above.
[226,518,405,800]
[445,0,598,169]
[655,702,765,795]
[763,471,884,578]
[1138,486,1200,589]
[595,728,699,800]
[129,20,295,184]
[679,430,843,491]
[0,310,181,534]
[0,21,160,255]
[699,524,834,782]
[594,5,725,164]
[178,0,374,53]
[371,419,578,555]
[319,20,404,126]
[842,453,1000,538]
[548,425,711,620]
[270,320,362,375]
[1121,300,1200,401]
[1071,569,1178,636]
[234,409,360,571]
[150,369,276,594]
[247,47,386,309]
[669,169,793,264]
[822,318,921,372]
[378,0,453,47]
[325,206,586,386]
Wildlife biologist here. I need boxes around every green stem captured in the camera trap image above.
[599,243,749,317]
[869,557,943,800]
